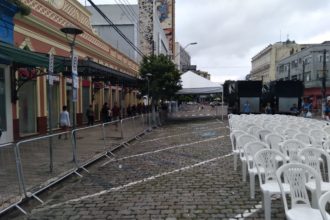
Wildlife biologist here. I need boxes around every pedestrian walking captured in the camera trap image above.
[86,104,94,126]
[58,105,70,139]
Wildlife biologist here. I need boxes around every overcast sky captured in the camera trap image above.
[79,0,330,83]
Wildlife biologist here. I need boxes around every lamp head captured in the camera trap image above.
[60,26,83,36]
[60,25,83,45]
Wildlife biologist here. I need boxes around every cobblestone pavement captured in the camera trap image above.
[3,118,286,220]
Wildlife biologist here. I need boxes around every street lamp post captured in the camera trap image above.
[146,73,152,129]
[173,42,197,59]
[60,25,83,130]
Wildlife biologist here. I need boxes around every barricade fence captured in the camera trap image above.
[103,119,123,151]
[0,112,162,215]
[120,117,139,144]
[0,143,26,215]
[15,131,78,204]
[72,124,108,169]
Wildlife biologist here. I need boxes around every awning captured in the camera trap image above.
[0,41,51,67]
[54,56,139,86]
[0,41,139,86]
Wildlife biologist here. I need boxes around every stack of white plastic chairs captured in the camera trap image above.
[228,113,330,220]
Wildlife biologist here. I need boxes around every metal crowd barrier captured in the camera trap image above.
[120,116,140,145]
[0,143,26,215]
[155,112,161,127]
[134,114,147,137]
[1,114,162,215]
[15,131,78,205]
[72,124,109,170]
[102,119,124,151]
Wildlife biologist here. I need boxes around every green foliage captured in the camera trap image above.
[9,0,31,16]
[139,54,182,102]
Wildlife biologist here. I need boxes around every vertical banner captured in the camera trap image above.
[72,50,78,102]
[49,53,54,85]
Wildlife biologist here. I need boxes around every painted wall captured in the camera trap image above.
[0,1,18,45]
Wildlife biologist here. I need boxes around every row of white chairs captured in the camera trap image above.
[228,114,330,220]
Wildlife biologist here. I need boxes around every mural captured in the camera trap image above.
[156,0,172,28]
[156,0,175,54]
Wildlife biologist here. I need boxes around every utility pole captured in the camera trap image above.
[302,60,305,81]
[322,49,327,114]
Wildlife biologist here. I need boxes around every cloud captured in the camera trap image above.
[79,0,330,83]
[176,0,330,82]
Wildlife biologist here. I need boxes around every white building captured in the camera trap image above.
[174,42,192,72]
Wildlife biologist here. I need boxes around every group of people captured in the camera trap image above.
[86,102,121,126]
[242,99,314,118]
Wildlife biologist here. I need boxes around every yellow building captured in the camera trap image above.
[1,0,141,142]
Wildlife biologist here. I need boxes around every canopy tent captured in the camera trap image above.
[177,71,222,95]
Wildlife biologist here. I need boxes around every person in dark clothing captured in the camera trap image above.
[112,102,120,119]
[290,103,300,116]
[126,104,132,117]
[264,103,272,114]
[86,104,94,126]
[131,105,137,116]
[101,102,110,123]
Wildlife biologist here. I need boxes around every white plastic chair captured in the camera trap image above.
[230,130,246,170]
[322,140,330,154]
[310,129,328,146]
[237,134,258,182]
[274,126,286,136]
[248,125,262,138]
[257,129,272,142]
[276,163,322,220]
[244,141,269,199]
[254,149,289,220]
[299,148,330,208]
[319,191,330,220]
[284,128,299,139]
[265,133,284,152]
[294,133,314,147]
[280,139,306,162]
[323,126,330,137]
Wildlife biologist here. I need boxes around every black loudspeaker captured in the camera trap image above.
[237,81,262,97]
[275,81,304,97]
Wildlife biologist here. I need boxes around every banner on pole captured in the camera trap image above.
[49,53,54,85]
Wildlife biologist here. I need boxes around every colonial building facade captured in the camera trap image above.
[249,40,310,83]
[1,0,140,144]
[276,41,330,110]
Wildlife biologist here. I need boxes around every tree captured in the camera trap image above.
[139,54,182,104]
